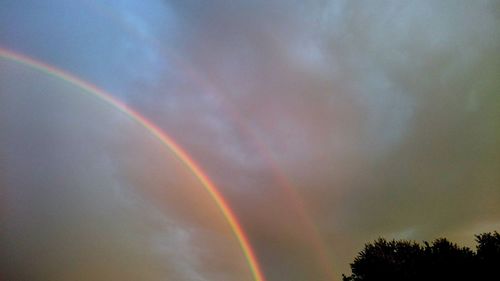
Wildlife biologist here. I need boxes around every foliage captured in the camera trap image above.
[342,232,500,281]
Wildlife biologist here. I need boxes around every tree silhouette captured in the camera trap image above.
[475,231,500,279]
[422,238,475,280]
[342,232,499,281]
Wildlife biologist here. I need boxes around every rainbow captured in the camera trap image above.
[0,48,265,281]
[74,5,335,279]
[42,3,336,278]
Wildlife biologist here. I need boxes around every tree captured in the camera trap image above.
[343,238,423,281]
[421,238,475,280]
[342,232,499,281]
[475,231,500,279]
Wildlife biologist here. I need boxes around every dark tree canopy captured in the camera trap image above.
[342,232,500,281]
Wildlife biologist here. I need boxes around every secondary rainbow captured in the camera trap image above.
[75,3,336,278]
[0,48,265,281]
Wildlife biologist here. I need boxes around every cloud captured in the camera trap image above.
[0,59,251,280]
[1,0,499,280]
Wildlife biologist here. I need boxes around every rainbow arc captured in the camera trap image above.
[0,48,265,281]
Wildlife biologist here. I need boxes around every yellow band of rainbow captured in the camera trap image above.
[0,48,265,281]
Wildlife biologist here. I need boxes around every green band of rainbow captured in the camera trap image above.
[0,48,265,281]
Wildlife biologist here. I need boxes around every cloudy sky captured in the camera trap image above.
[1,1,499,280]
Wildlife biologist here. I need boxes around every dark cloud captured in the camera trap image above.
[1,0,499,280]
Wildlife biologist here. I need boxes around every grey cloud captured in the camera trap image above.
[1,1,499,280]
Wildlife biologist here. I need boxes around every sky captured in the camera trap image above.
[1,1,499,280]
